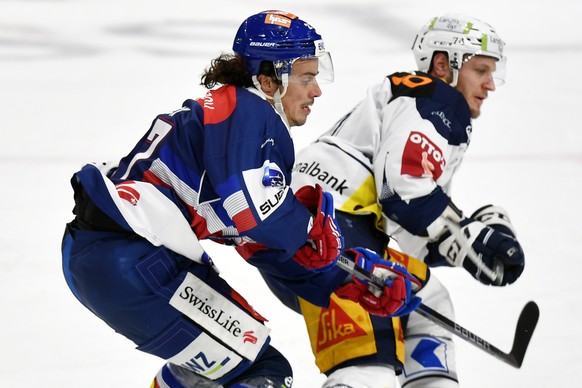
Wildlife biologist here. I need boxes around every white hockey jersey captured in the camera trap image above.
[293,71,473,261]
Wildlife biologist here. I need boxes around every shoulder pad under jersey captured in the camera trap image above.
[387,71,438,101]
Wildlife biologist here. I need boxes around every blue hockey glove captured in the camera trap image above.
[470,204,525,285]
[335,248,422,317]
[471,204,517,237]
[426,209,525,286]
[293,184,343,272]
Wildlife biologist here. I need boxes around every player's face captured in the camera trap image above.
[281,58,322,127]
[456,55,497,118]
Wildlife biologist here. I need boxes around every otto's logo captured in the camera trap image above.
[243,331,258,344]
[401,131,446,180]
[116,182,140,205]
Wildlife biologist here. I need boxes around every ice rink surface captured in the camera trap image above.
[1,0,581,386]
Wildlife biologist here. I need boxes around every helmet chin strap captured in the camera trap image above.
[252,74,290,128]
[450,68,459,87]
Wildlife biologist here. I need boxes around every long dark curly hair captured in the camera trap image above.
[201,54,278,89]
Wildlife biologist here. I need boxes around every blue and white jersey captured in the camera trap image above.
[72,84,347,307]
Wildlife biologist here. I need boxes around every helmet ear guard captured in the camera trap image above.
[412,13,506,86]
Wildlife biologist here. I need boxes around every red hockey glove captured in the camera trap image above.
[335,248,422,317]
[293,184,343,272]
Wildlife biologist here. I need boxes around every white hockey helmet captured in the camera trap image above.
[412,13,506,86]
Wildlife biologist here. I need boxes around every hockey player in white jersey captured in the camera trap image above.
[262,13,526,387]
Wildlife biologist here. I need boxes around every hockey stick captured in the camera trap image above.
[335,254,539,368]
[415,301,539,368]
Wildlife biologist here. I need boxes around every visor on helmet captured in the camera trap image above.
[493,55,507,86]
[461,53,507,87]
[272,38,334,84]
[276,51,334,85]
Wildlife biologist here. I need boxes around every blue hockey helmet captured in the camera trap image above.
[233,10,333,83]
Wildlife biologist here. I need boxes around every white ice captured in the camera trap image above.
[1,0,581,387]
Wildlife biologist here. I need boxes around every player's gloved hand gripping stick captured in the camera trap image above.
[427,203,525,286]
[335,248,422,317]
[335,250,538,368]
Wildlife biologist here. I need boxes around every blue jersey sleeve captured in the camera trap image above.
[238,243,349,308]
[199,86,312,258]
[380,186,450,237]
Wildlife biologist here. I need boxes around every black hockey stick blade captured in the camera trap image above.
[507,300,539,368]
[415,301,539,368]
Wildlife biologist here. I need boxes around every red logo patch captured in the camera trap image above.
[315,299,367,352]
[197,86,237,125]
[115,182,140,205]
[243,331,258,344]
[264,12,294,27]
[401,131,446,180]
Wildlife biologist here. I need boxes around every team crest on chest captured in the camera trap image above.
[401,131,446,179]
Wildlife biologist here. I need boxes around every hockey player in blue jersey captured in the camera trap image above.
[262,13,526,387]
[61,10,421,388]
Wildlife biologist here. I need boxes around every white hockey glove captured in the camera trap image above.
[426,204,525,286]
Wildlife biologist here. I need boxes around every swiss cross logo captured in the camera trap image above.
[115,182,140,205]
[401,131,446,179]
[315,299,367,352]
